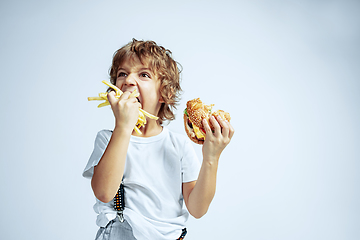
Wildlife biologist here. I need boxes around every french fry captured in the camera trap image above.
[102,80,122,96]
[129,89,140,98]
[88,81,159,134]
[134,126,142,135]
[97,101,110,108]
[87,97,104,101]
[139,108,158,120]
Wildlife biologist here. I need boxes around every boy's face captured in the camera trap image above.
[115,55,163,116]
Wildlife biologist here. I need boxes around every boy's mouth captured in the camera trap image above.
[122,88,141,103]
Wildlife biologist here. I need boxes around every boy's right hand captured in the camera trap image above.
[107,91,141,133]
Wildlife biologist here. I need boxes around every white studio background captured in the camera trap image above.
[1,0,359,239]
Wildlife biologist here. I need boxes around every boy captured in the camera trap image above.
[83,39,235,240]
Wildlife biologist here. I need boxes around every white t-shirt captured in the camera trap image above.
[83,127,201,240]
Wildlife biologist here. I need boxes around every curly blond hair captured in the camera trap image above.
[108,39,182,125]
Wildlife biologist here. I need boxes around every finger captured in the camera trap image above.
[119,91,131,100]
[132,99,142,110]
[209,115,221,137]
[216,115,230,137]
[228,122,235,139]
[202,118,212,135]
[107,91,117,106]
[128,97,141,109]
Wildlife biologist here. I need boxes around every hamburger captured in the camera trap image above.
[184,98,231,144]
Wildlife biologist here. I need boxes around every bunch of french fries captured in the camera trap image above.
[88,80,158,134]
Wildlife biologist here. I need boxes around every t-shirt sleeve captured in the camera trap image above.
[82,130,111,179]
[181,139,201,183]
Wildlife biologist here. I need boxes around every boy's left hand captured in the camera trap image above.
[202,115,235,163]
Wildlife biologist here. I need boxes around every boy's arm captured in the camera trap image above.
[91,127,131,203]
[183,115,234,219]
[91,91,140,203]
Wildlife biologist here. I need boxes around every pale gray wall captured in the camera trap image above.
[1,0,359,239]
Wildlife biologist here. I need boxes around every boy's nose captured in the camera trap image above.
[124,74,137,86]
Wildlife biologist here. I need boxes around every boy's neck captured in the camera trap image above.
[132,120,163,138]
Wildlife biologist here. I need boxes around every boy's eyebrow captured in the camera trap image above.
[117,67,151,72]
[138,68,152,72]
[117,67,153,75]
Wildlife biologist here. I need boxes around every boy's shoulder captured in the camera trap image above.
[166,127,186,139]
[166,127,193,147]
[95,129,113,140]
